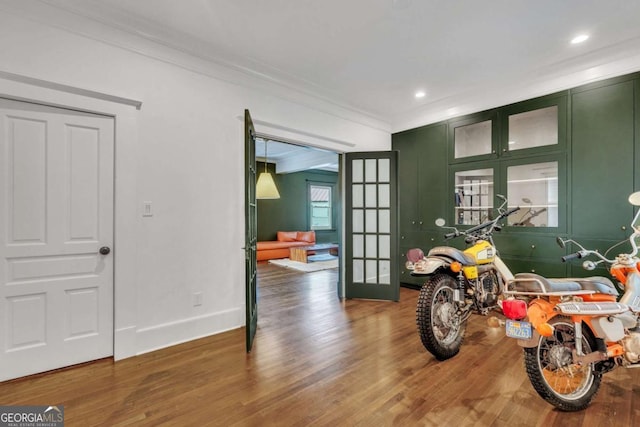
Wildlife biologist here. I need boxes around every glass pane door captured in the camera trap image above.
[345,152,398,301]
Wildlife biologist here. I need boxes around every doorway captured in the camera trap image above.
[255,138,340,248]
[254,137,342,306]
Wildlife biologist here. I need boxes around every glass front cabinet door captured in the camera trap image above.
[454,167,494,225]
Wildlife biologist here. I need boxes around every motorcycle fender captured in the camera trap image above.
[526,299,558,338]
[410,258,448,276]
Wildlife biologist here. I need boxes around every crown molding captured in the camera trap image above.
[1,0,390,134]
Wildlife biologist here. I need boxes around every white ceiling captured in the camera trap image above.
[41,0,640,132]
[31,0,640,170]
[256,138,339,174]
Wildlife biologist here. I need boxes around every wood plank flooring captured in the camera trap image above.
[1,263,640,426]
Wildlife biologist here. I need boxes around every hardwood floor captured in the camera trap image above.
[1,263,639,426]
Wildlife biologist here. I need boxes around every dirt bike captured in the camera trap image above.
[405,195,520,360]
[497,192,640,411]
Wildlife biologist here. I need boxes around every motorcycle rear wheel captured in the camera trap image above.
[524,315,601,411]
[416,274,465,360]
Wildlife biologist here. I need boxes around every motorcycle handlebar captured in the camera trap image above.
[504,206,521,217]
[441,204,521,241]
[561,251,583,262]
[466,220,493,235]
[466,205,521,235]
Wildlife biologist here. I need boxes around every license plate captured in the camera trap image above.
[505,319,532,340]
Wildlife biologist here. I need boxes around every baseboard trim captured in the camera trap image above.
[135,308,243,356]
[114,326,137,360]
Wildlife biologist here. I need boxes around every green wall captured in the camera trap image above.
[257,162,339,244]
[393,71,640,285]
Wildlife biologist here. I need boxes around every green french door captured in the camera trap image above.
[345,152,399,301]
[244,110,258,352]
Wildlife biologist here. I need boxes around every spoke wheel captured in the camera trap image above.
[524,315,601,411]
[416,274,465,360]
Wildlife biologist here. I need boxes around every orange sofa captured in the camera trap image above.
[257,231,316,261]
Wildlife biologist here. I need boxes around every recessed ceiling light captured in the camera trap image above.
[571,34,589,44]
[415,91,426,99]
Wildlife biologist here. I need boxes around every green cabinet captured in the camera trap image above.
[394,130,421,232]
[500,257,568,278]
[493,233,564,259]
[392,71,640,288]
[393,124,447,285]
[399,231,449,288]
[571,78,635,240]
[394,123,448,233]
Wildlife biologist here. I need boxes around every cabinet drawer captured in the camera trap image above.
[399,268,426,288]
[400,231,448,250]
[399,231,423,248]
[501,257,568,277]
[493,233,564,259]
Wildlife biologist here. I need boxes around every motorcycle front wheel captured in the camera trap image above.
[416,274,465,360]
[523,315,601,411]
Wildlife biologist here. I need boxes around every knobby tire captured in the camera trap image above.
[416,274,465,360]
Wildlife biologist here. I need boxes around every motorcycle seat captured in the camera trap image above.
[571,276,618,296]
[511,273,618,296]
[427,246,475,265]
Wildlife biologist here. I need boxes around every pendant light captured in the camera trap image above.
[256,139,281,199]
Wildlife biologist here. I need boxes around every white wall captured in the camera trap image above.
[0,3,391,358]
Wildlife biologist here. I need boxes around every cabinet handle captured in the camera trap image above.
[531,245,535,249]
[622,226,627,231]
[531,269,536,273]
[412,221,416,225]
[502,148,507,152]
[419,221,423,225]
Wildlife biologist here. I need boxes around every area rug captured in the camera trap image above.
[268,257,338,272]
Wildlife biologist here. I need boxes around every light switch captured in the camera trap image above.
[142,201,153,217]
[193,292,203,307]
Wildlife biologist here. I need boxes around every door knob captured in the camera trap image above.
[99,246,111,255]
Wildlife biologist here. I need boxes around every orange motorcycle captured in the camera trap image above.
[497,192,640,411]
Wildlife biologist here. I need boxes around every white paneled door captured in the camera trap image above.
[0,99,114,381]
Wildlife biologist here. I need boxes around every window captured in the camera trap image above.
[309,184,332,230]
